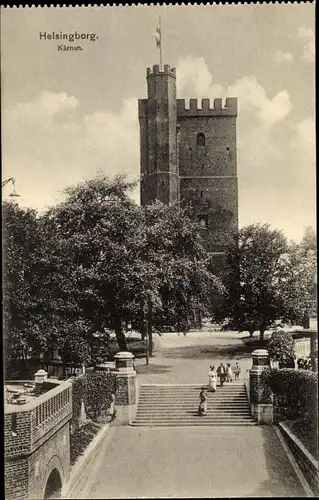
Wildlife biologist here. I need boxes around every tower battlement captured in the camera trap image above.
[147,64,176,78]
[177,97,237,116]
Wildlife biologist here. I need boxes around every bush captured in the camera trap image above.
[70,421,101,465]
[262,368,317,422]
[267,330,295,367]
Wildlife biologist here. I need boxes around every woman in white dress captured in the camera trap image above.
[208,365,217,392]
[226,363,233,382]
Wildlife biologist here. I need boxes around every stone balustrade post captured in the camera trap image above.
[34,369,48,396]
[249,349,273,424]
[113,352,137,425]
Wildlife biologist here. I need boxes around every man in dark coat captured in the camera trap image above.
[217,363,226,387]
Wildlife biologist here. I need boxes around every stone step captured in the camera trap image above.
[138,391,247,396]
[139,385,246,387]
[138,405,249,414]
[137,400,248,404]
[133,420,255,425]
[138,393,247,396]
[134,413,254,419]
[134,383,252,427]
[133,423,255,427]
[136,412,252,416]
[136,410,250,414]
[138,402,248,406]
[133,419,255,425]
[139,393,247,401]
[139,387,246,390]
[139,385,246,388]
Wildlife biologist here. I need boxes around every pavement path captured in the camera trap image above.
[134,331,254,386]
[78,426,304,498]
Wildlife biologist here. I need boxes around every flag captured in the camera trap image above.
[155,26,161,49]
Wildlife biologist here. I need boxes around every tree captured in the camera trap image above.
[267,330,296,368]
[3,175,224,371]
[300,226,316,253]
[217,223,315,341]
[41,175,144,354]
[3,201,50,377]
[296,226,317,322]
[141,201,224,342]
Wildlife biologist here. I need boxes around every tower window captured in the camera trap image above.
[200,191,203,198]
[196,133,205,147]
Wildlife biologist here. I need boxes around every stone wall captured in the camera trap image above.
[5,380,72,500]
[278,422,319,495]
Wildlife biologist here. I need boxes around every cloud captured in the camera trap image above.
[2,92,139,209]
[273,50,293,64]
[2,55,314,241]
[298,27,315,63]
[176,56,213,96]
[177,55,292,130]
[298,27,313,40]
[176,55,313,241]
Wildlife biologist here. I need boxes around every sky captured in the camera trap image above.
[1,4,315,242]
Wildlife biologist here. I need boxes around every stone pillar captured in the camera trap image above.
[249,349,273,424]
[113,352,137,425]
[34,369,48,395]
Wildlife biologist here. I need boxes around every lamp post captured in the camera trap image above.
[2,177,20,198]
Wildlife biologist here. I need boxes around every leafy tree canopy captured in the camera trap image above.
[3,175,223,373]
[216,223,316,340]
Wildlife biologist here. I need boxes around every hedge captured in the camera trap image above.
[70,421,101,466]
[262,368,317,427]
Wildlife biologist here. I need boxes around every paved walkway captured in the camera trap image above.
[135,331,253,386]
[79,426,304,498]
[75,331,305,499]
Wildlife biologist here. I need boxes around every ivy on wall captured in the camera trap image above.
[71,372,117,429]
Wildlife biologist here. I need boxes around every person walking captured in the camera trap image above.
[208,365,217,392]
[226,363,233,382]
[198,387,208,416]
[306,357,312,371]
[233,362,241,380]
[217,363,226,387]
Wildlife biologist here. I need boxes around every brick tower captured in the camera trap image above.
[139,63,238,263]
[139,64,179,206]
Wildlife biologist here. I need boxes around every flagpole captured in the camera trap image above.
[159,15,163,71]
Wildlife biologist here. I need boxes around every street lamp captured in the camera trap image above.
[2,178,20,198]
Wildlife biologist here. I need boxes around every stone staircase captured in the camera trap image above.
[132,383,256,427]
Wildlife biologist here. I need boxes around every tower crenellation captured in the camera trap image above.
[147,64,176,77]
[176,97,237,116]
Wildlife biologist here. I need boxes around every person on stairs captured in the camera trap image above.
[198,387,208,416]
[217,363,226,387]
[208,365,217,392]
[226,363,233,383]
[233,362,241,380]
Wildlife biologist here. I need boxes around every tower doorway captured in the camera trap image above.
[44,468,62,499]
